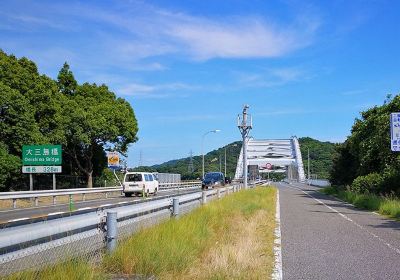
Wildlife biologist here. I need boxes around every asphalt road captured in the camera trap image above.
[0,188,199,223]
[278,182,400,280]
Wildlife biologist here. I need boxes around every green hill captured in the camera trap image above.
[299,137,336,179]
[134,137,336,180]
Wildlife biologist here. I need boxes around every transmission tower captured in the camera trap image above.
[138,150,143,167]
[188,150,194,173]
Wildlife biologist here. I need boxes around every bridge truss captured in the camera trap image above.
[234,136,306,182]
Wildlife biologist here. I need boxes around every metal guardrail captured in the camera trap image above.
[0,182,266,276]
[0,181,202,209]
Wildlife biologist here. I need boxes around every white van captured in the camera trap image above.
[123,172,159,197]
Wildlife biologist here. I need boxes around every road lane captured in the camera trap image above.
[0,188,199,223]
[278,182,400,280]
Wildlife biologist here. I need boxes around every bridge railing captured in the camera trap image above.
[0,181,202,209]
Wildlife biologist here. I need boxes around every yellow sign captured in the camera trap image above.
[107,152,119,168]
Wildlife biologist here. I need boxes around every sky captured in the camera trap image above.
[1,0,399,167]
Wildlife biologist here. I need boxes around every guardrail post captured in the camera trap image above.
[105,192,108,199]
[106,211,118,253]
[52,196,56,206]
[12,199,16,209]
[217,189,221,199]
[82,193,86,201]
[172,198,179,217]
[201,191,207,204]
[69,194,74,211]
[34,197,38,207]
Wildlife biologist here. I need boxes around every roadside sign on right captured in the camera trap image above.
[390,112,400,152]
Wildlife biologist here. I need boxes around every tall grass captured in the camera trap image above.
[5,187,276,280]
[321,186,400,219]
[103,187,276,279]
[5,259,102,280]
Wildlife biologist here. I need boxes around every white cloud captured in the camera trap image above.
[235,66,309,88]
[7,1,319,62]
[117,82,198,98]
[165,17,317,60]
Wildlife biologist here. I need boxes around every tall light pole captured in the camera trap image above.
[238,105,252,189]
[308,148,311,185]
[202,129,221,178]
[225,143,238,177]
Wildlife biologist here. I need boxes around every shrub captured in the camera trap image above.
[350,173,383,194]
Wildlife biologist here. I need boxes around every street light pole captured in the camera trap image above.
[202,129,221,178]
[308,148,311,185]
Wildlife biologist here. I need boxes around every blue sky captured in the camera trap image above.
[1,0,399,166]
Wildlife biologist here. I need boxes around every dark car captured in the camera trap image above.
[202,172,225,190]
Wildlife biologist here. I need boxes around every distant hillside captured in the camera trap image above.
[298,137,336,179]
[134,137,336,180]
[133,141,242,180]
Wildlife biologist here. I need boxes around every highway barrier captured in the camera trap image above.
[0,182,268,276]
[0,181,202,209]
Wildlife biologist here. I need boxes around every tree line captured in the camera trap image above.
[330,94,400,195]
[0,50,138,190]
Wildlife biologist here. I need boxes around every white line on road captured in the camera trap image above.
[77,207,92,211]
[286,184,400,256]
[7,217,29,222]
[47,212,64,216]
[272,189,283,280]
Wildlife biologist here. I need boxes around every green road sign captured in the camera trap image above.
[22,145,62,166]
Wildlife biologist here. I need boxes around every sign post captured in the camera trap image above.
[391,113,400,152]
[107,152,123,187]
[22,145,62,190]
[266,163,272,181]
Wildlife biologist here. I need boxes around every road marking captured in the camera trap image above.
[47,212,64,216]
[8,217,29,222]
[99,204,111,207]
[77,207,92,211]
[272,189,283,280]
[286,184,400,256]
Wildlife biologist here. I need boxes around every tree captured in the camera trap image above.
[57,62,77,95]
[60,82,138,188]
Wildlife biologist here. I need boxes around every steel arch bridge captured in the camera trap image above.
[234,136,306,182]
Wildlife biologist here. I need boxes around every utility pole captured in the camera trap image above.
[224,147,227,176]
[188,150,194,173]
[219,154,222,172]
[238,105,252,189]
[308,148,310,185]
[138,150,143,167]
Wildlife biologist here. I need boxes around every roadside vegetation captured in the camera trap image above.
[330,94,400,196]
[5,187,277,280]
[104,187,276,279]
[0,50,138,190]
[322,186,400,219]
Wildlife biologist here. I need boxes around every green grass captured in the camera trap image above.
[103,187,276,279]
[321,186,400,219]
[5,259,102,280]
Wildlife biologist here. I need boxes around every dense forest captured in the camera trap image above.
[136,137,335,180]
[0,50,138,190]
[299,137,336,179]
[330,94,400,195]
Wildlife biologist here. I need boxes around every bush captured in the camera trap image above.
[350,173,383,194]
